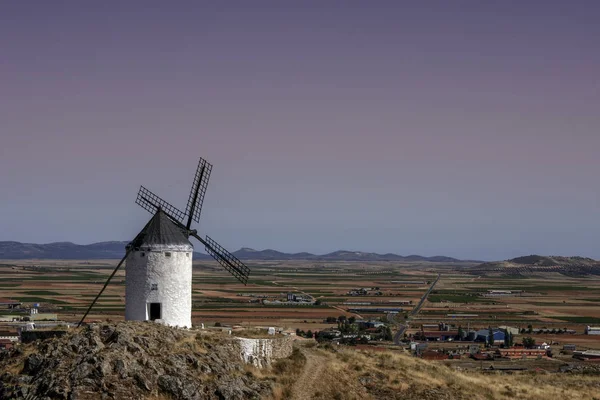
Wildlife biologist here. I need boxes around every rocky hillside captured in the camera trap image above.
[1,322,600,400]
[468,255,600,276]
[0,322,270,400]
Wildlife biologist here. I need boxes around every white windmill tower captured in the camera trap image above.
[124,209,194,327]
[78,158,250,328]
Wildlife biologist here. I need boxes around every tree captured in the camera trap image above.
[504,331,514,348]
[338,315,347,323]
[522,337,536,349]
[487,326,494,346]
[527,324,533,334]
[348,316,356,324]
[382,326,393,341]
[457,326,464,340]
[306,330,313,338]
[214,322,222,327]
[315,299,322,306]
[338,320,350,334]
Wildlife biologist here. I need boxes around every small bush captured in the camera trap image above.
[272,348,306,375]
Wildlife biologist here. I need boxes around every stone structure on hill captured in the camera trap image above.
[236,336,293,368]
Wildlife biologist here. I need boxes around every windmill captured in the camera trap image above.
[78,157,250,327]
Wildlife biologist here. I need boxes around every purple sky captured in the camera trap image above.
[1,1,599,260]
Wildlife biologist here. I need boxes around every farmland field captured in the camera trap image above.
[1,259,599,349]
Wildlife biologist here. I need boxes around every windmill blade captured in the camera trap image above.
[190,233,250,285]
[136,186,187,224]
[185,158,213,228]
[78,250,130,327]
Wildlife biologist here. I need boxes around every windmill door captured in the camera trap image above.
[148,303,161,321]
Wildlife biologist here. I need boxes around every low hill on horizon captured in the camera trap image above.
[469,254,600,276]
[0,240,470,262]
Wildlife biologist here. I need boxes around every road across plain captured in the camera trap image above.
[394,273,441,344]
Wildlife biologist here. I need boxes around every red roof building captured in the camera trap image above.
[496,348,548,359]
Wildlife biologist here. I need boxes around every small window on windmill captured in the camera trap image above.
[140,252,145,257]
[186,252,190,257]
[164,252,171,257]
[151,283,158,291]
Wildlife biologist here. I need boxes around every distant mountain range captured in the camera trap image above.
[0,241,468,262]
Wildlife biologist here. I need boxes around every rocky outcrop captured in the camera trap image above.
[0,322,272,400]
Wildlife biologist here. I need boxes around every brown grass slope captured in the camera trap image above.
[268,345,600,400]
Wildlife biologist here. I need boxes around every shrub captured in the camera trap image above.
[272,348,306,375]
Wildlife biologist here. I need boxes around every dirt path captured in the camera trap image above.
[290,353,326,400]
[331,304,363,320]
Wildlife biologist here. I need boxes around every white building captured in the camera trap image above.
[125,210,193,328]
[584,326,600,335]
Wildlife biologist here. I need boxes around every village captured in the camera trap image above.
[2,258,600,375]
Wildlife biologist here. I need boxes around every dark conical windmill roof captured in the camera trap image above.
[127,209,193,251]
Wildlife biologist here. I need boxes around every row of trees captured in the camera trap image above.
[295,329,315,338]
[325,315,357,324]
[521,325,570,334]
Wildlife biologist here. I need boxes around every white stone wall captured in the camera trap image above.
[125,248,193,328]
[235,337,293,368]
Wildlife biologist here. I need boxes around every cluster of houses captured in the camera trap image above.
[414,342,553,361]
[0,302,72,350]
[412,323,519,344]
[346,287,382,296]
[408,322,600,363]
[411,322,583,343]
[0,319,69,350]
[261,293,316,306]
[316,319,392,344]
[236,292,317,306]
[237,293,279,299]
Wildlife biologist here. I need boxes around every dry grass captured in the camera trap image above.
[270,346,600,400]
[254,347,307,400]
[233,328,277,339]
